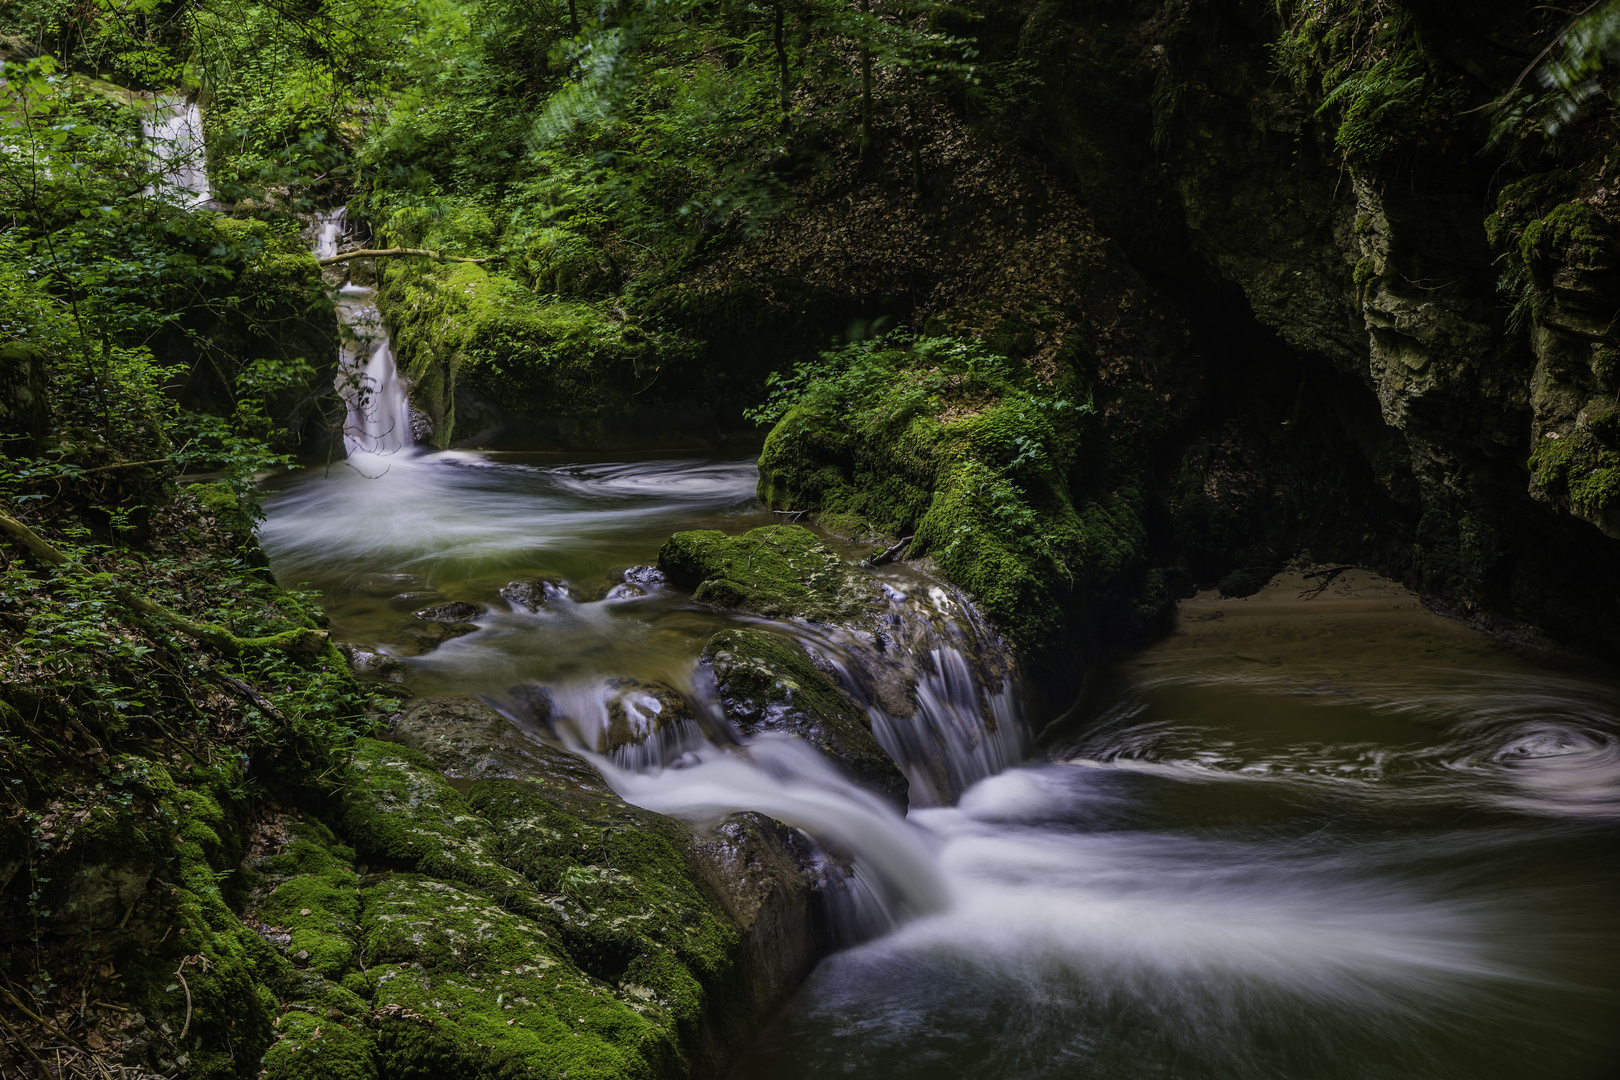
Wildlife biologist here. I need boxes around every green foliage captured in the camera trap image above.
[1272,0,1462,169]
[1491,0,1620,143]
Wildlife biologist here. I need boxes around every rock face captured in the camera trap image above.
[991,0,1620,656]
[702,628,908,809]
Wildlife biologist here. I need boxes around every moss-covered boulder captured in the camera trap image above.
[701,628,906,808]
[340,738,537,906]
[377,260,697,447]
[383,697,818,1072]
[361,873,685,1080]
[657,525,882,626]
[753,336,1149,665]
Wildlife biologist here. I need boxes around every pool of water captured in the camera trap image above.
[729,584,1620,1080]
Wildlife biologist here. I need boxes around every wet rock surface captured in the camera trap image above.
[703,628,908,809]
[414,600,487,622]
[501,576,572,610]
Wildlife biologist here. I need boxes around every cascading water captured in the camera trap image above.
[257,455,1620,1079]
[142,96,212,206]
[258,454,1019,935]
[312,209,414,463]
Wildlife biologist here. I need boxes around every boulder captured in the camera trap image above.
[702,628,908,809]
[501,576,572,611]
[658,525,880,626]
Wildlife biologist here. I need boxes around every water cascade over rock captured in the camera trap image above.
[312,209,414,463]
[140,96,211,206]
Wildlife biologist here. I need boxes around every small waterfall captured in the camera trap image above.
[142,97,212,206]
[595,737,951,922]
[790,574,1029,806]
[312,209,414,463]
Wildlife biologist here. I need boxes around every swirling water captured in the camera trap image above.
[731,590,1620,1080]
[260,454,1620,1079]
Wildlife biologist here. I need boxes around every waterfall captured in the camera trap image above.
[142,97,212,206]
[790,575,1029,805]
[312,209,415,463]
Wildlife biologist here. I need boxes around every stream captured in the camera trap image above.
[259,447,1620,1080]
[252,216,1620,1079]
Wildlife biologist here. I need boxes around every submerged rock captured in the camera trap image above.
[603,678,697,759]
[357,572,422,597]
[414,600,487,622]
[387,589,443,610]
[339,643,410,682]
[502,576,573,610]
[658,524,880,626]
[702,628,908,809]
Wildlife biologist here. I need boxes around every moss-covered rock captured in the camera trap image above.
[362,873,682,1080]
[1529,417,1620,539]
[377,260,697,447]
[383,696,818,1072]
[657,525,882,626]
[700,628,906,807]
[340,739,537,906]
[753,337,1148,665]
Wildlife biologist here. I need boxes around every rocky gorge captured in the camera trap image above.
[3,0,1620,1077]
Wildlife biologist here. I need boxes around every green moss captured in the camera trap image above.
[1519,201,1615,275]
[260,1011,378,1080]
[1273,1,1464,170]
[253,822,362,980]
[361,873,682,1080]
[1352,255,1379,301]
[1530,422,1620,527]
[658,525,880,625]
[468,778,744,1039]
[339,739,536,906]
[753,336,1146,664]
[1486,171,1579,250]
[701,628,906,803]
[378,261,696,447]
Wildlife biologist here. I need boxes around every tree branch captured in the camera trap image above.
[317,248,504,267]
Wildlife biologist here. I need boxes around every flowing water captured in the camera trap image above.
[729,585,1620,1080]
[260,449,1620,1080]
[258,200,1620,1077]
[142,97,211,206]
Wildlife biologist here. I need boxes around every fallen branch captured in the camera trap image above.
[867,535,913,567]
[317,247,504,267]
[0,513,328,656]
[1298,565,1356,601]
[175,959,194,1042]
